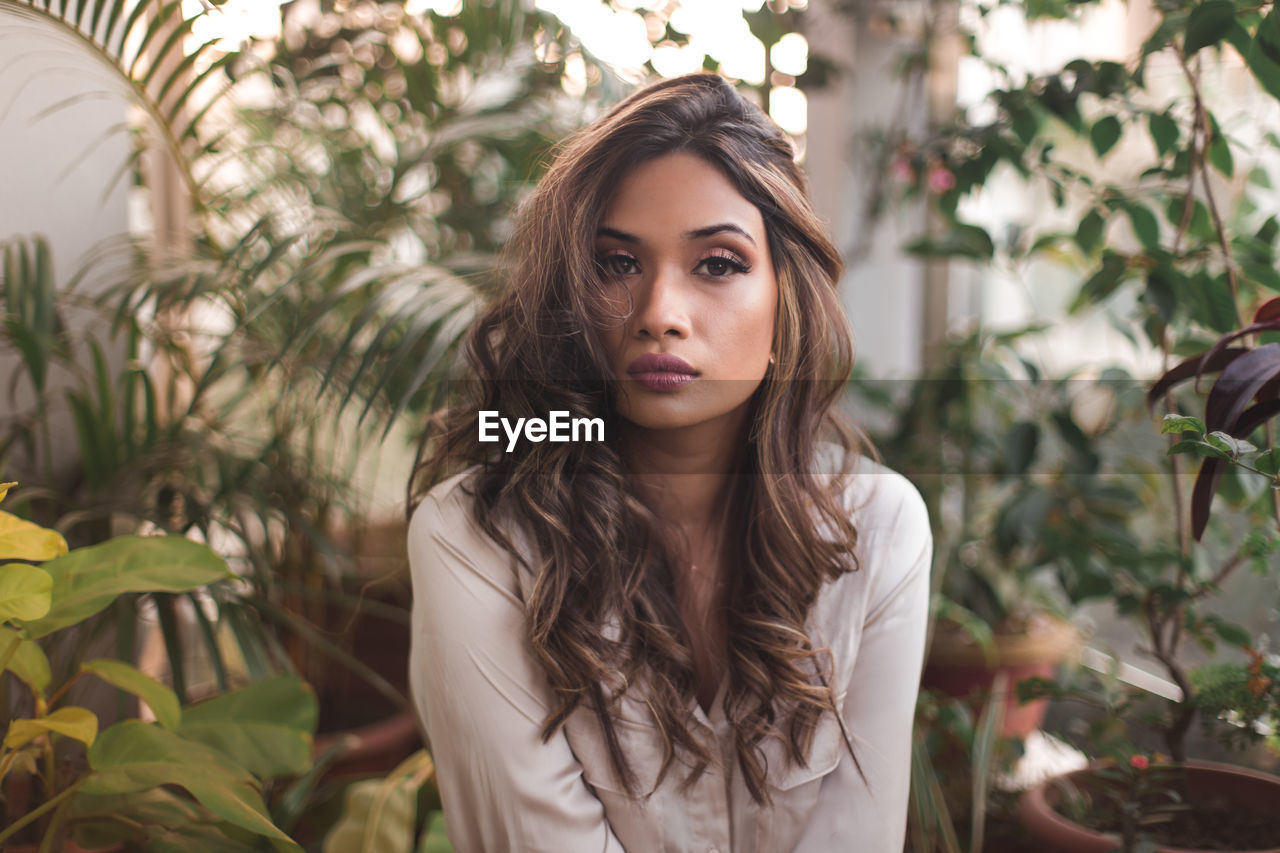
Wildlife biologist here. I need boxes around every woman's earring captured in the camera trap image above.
[768,353,776,366]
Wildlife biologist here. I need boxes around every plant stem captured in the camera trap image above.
[0,781,79,848]
[1267,422,1280,530]
[37,789,72,853]
[1193,545,1245,600]
[45,672,84,710]
[1176,49,1242,317]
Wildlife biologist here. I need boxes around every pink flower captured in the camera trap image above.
[1129,754,1149,770]
[890,156,915,183]
[927,165,956,193]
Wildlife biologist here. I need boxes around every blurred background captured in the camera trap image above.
[3,0,1280,850]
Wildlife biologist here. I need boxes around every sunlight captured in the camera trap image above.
[184,0,286,50]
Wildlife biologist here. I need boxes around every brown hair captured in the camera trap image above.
[412,72,866,804]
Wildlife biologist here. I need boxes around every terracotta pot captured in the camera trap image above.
[1018,759,1280,852]
[921,612,1079,738]
[313,707,422,782]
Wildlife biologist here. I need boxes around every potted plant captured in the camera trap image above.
[0,481,317,851]
[1016,298,1280,850]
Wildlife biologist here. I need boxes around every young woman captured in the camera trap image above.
[407,72,931,852]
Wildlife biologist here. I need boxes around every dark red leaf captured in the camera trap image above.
[1198,321,1280,380]
[1191,457,1224,541]
[1234,399,1280,436]
[1205,344,1280,432]
[1253,296,1280,324]
[1147,348,1248,412]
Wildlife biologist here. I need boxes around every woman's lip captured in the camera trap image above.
[626,353,697,375]
[629,372,697,392]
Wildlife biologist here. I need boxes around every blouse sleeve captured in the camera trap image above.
[407,491,627,853]
[793,470,933,851]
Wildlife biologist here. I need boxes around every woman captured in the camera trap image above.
[408,72,931,852]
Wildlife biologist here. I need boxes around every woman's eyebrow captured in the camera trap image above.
[596,223,757,246]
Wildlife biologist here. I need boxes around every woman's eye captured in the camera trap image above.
[698,254,750,277]
[600,253,638,276]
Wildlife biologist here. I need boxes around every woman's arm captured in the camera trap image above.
[793,471,933,851]
[408,490,626,853]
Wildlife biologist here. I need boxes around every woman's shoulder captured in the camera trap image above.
[814,441,929,536]
[410,467,480,528]
[809,443,932,643]
[407,467,527,588]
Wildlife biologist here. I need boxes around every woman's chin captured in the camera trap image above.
[615,396,754,436]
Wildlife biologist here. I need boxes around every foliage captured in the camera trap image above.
[321,750,444,853]
[905,681,1016,853]
[0,481,314,851]
[846,0,1280,839]
[853,326,1147,644]
[1152,295,1280,539]
[0,0,609,714]
[1189,648,1280,753]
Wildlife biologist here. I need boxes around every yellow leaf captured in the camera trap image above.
[0,482,16,503]
[0,510,69,562]
[0,626,51,695]
[4,706,98,750]
[0,564,53,622]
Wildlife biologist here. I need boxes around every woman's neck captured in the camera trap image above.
[618,410,748,533]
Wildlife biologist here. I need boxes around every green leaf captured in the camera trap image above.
[1240,261,1280,293]
[1206,616,1251,646]
[1168,439,1229,458]
[0,625,50,695]
[1185,0,1237,55]
[0,510,69,562]
[1126,204,1160,250]
[323,752,434,853]
[68,789,260,853]
[1247,9,1280,102]
[1207,431,1255,458]
[1075,209,1105,254]
[1253,447,1280,476]
[1148,112,1179,157]
[417,812,453,853]
[905,224,995,260]
[179,675,317,779]
[83,659,182,731]
[83,721,302,852]
[1200,272,1239,333]
[1073,252,1128,309]
[1208,132,1234,177]
[0,563,53,622]
[23,536,232,639]
[1161,414,1207,436]
[4,706,98,749]
[1090,115,1122,158]
[1003,421,1040,475]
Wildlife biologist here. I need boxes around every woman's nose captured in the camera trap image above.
[632,263,691,340]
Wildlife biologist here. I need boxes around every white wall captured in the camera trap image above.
[0,7,134,478]
[804,0,933,379]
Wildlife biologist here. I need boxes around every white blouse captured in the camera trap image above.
[407,454,932,852]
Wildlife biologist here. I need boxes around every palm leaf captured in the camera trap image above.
[1,0,249,211]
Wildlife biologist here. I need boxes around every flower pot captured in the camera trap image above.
[921,611,1079,738]
[1018,759,1280,852]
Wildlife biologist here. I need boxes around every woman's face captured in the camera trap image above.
[594,152,778,436]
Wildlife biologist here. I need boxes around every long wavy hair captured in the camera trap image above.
[411,72,867,804]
